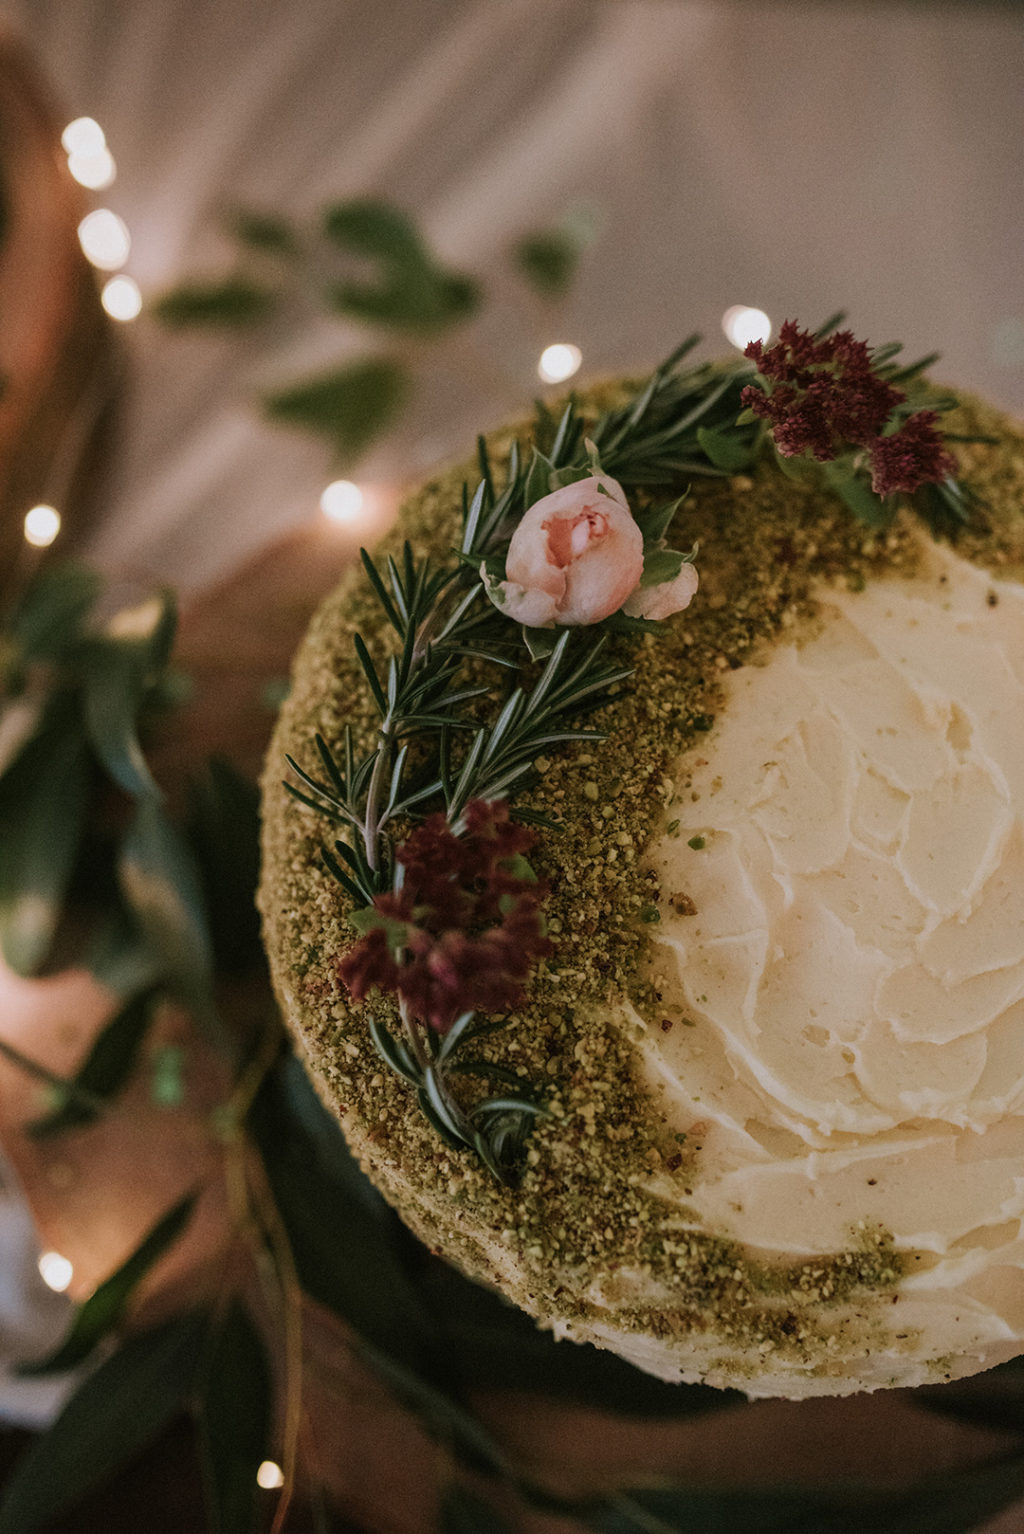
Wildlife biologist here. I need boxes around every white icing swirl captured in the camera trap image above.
[630,537,1024,1383]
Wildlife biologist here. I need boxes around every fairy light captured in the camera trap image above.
[77,209,130,271]
[61,117,105,157]
[256,1461,285,1490]
[722,306,771,352]
[38,1251,73,1292]
[320,480,364,524]
[23,505,61,548]
[538,343,582,385]
[68,147,116,190]
[101,275,142,321]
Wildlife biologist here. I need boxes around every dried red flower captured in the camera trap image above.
[741,322,902,461]
[868,411,957,497]
[338,798,551,1032]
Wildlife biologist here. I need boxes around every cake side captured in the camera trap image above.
[260,388,1024,1397]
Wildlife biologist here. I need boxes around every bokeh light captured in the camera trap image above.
[77,209,131,271]
[722,305,771,352]
[538,343,582,384]
[38,1251,73,1292]
[320,480,365,523]
[101,275,143,321]
[23,505,61,548]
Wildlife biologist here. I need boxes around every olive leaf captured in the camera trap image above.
[117,796,215,1013]
[513,205,599,298]
[0,1312,207,1534]
[18,1190,197,1375]
[25,982,164,1138]
[9,561,100,663]
[196,1301,273,1534]
[0,710,91,975]
[264,357,409,463]
[185,757,263,976]
[154,277,277,328]
[323,197,479,333]
[80,588,176,801]
[227,207,300,259]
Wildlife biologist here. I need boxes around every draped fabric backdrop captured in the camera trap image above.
[2,0,1022,594]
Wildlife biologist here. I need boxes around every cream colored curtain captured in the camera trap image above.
[3,0,1022,587]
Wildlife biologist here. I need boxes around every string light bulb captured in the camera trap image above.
[38,1251,73,1292]
[256,1461,285,1490]
[68,147,116,190]
[23,505,61,548]
[722,306,771,352]
[538,343,582,385]
[78,209,130,271]
[101,275,142,321]
[61,117,105,157]
[320,480,364,523]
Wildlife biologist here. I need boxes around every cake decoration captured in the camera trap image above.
[282,317,974,1185]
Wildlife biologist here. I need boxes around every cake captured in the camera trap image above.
[260,329,1024,1399]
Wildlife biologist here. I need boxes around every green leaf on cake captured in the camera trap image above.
[196,1301,273,1534]
[696,424,754,471]
[0,1312,207,1534]
[263,357,409,462]
[18,1191,197,1375]
[25,982,164,1138]
[323,197,480,333]
[154,277,277,328]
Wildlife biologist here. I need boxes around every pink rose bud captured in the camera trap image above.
[487,475,643,627]
[622,560,699,621]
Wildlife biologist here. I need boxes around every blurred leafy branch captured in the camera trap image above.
[3,559,1024,1534]
[152,197,598,465]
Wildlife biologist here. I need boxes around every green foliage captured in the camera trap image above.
[249,1057,449,1382]
[81,589,177,800]
[696,423,754,472]
[26,983,164,1137]
[439,1485,515,1534]
[8,563,101,664]
[0,709,91,974]
[196,1301,273,1534]
[0,1312,207,1534]
[227,207,300,259]
[154,278,277,328]
[264,356,409,462]
[118,796,215,1014]
[513,205,599,298]
[186,757,263,975]
[19,1191,197,1375]
[323,197,479,333]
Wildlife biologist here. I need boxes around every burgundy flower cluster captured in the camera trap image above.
[741,321,956,497]
[338,798,551,1032]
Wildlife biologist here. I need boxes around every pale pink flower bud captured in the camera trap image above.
[487,475,643,627]
[622,560,699,621]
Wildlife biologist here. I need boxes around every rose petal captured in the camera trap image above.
[622,561,699,621]
[501,474,643,628]
[487,578,560,627]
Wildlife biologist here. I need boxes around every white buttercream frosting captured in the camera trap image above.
[626,535,1024,1392]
